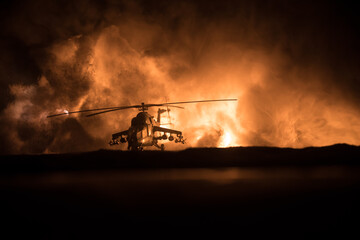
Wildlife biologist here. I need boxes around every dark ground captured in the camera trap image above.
[1,144,360,238]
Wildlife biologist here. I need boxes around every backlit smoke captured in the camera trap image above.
[1,0,359,154]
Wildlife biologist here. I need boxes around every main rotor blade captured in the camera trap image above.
[86,104,184,117]
[85,106,137,117]
[163,104,184,109]
[164,98,237,105]
[47,105,141,118]
[47,99,236,118]
[47,107,118,118]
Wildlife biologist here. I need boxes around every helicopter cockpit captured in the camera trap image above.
[131,112,153,146]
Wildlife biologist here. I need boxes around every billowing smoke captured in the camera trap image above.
[1,0,359,154]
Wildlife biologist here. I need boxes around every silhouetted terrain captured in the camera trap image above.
[1,144,360,238]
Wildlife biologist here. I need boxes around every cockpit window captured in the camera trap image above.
[142,128,147,138]
[136,130,142,139]
[137,127,148,139]
[148,125,151,136]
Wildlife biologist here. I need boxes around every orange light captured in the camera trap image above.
[219,131,232,148]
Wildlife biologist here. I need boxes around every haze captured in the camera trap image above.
[0,0,359,154]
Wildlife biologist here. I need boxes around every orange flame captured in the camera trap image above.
[2,2,360,154]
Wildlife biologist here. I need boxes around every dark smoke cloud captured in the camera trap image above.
[1,0,360,154]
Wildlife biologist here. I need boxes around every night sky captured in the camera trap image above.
[1,0,359,154]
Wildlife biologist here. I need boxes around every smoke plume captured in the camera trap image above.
[1,0,359,154]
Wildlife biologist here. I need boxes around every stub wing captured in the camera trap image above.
[153,126,182,136]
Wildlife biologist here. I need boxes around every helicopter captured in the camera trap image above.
[47,99,237,151]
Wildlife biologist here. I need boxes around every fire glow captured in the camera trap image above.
[1,1,359,154]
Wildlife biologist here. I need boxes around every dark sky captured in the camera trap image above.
[1,0,359,154]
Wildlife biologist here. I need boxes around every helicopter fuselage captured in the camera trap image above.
[110,110,184,151]
[129,112,156,148]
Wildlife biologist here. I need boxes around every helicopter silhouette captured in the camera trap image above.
[47,99,237,151]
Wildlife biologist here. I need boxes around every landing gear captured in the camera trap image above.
[130,144,143,151]
[129,144,137,151]
[154,140,165,151]
[128,137,143,151]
